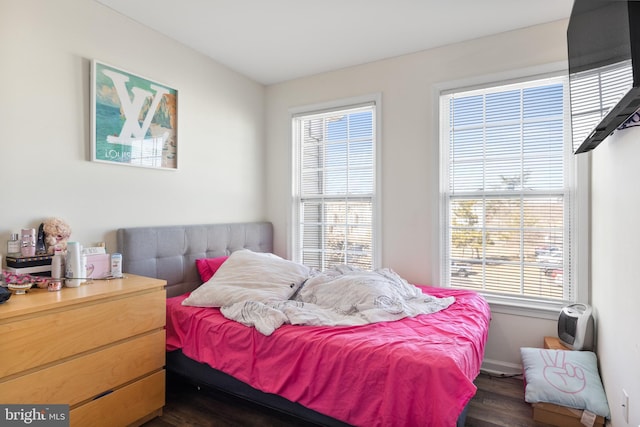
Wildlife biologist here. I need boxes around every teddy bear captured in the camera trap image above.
[42,217,72,254]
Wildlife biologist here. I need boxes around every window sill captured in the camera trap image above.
[482,294,565,320]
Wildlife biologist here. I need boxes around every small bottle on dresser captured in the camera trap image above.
[51,249,65,279]
[20,228,36,257]
[49,250,64,291]
[111,253,122,278]
[7,233,20,256]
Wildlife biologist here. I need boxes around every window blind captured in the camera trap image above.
[569,60,633,151]
[293,103,376,270]
[441,76,575,302]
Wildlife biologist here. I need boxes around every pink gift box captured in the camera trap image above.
[85,253,111,279]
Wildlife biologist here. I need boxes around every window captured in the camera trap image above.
[440,75,578,306]
[291,98,379,271]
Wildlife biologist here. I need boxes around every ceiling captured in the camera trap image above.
[95,0,574,85]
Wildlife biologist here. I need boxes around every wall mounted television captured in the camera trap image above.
[568,0,640,154]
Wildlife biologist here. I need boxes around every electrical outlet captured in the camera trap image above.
[622,389,629,424]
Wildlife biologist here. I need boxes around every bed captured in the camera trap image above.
[117,222,491,427]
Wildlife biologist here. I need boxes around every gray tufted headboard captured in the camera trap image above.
[116,222,273,297]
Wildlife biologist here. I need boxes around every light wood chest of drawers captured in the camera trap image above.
[0,274,166,426]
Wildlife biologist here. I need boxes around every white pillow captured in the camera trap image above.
[520,347,610,418]
[182,249,310,307]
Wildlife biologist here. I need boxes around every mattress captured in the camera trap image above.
[166,285,490,427]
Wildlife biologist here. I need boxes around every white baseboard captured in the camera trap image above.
[481,358,522,376]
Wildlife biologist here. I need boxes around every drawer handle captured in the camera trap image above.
[93,390,113,400]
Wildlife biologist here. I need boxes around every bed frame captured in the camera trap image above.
[117,222,350,426]
[116,222,469,427]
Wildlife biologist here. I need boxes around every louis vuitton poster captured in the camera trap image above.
[91,60,178,169]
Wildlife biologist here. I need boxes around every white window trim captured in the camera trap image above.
[433,63,590,320]
[288,93,382,269]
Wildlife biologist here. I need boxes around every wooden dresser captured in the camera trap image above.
[0,274,166,427]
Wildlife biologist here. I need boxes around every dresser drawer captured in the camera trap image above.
[0,289,165,378]
[70,370,165,427]
[0,329,165,405]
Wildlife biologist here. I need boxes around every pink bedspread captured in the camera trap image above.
[166,285,490,427]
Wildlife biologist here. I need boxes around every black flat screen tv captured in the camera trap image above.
[568,0,640,154]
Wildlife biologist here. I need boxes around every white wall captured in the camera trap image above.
[591,129,640,427]
[0,0,266,253]
[266,20,568,370]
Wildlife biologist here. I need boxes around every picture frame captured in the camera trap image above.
[91,60,178,170]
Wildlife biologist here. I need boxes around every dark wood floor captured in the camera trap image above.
[143,373,555,427]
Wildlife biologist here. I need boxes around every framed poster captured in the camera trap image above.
[91,60,178,169]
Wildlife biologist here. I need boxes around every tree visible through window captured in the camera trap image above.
[292,102,377,271]
[440,76,575,302]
